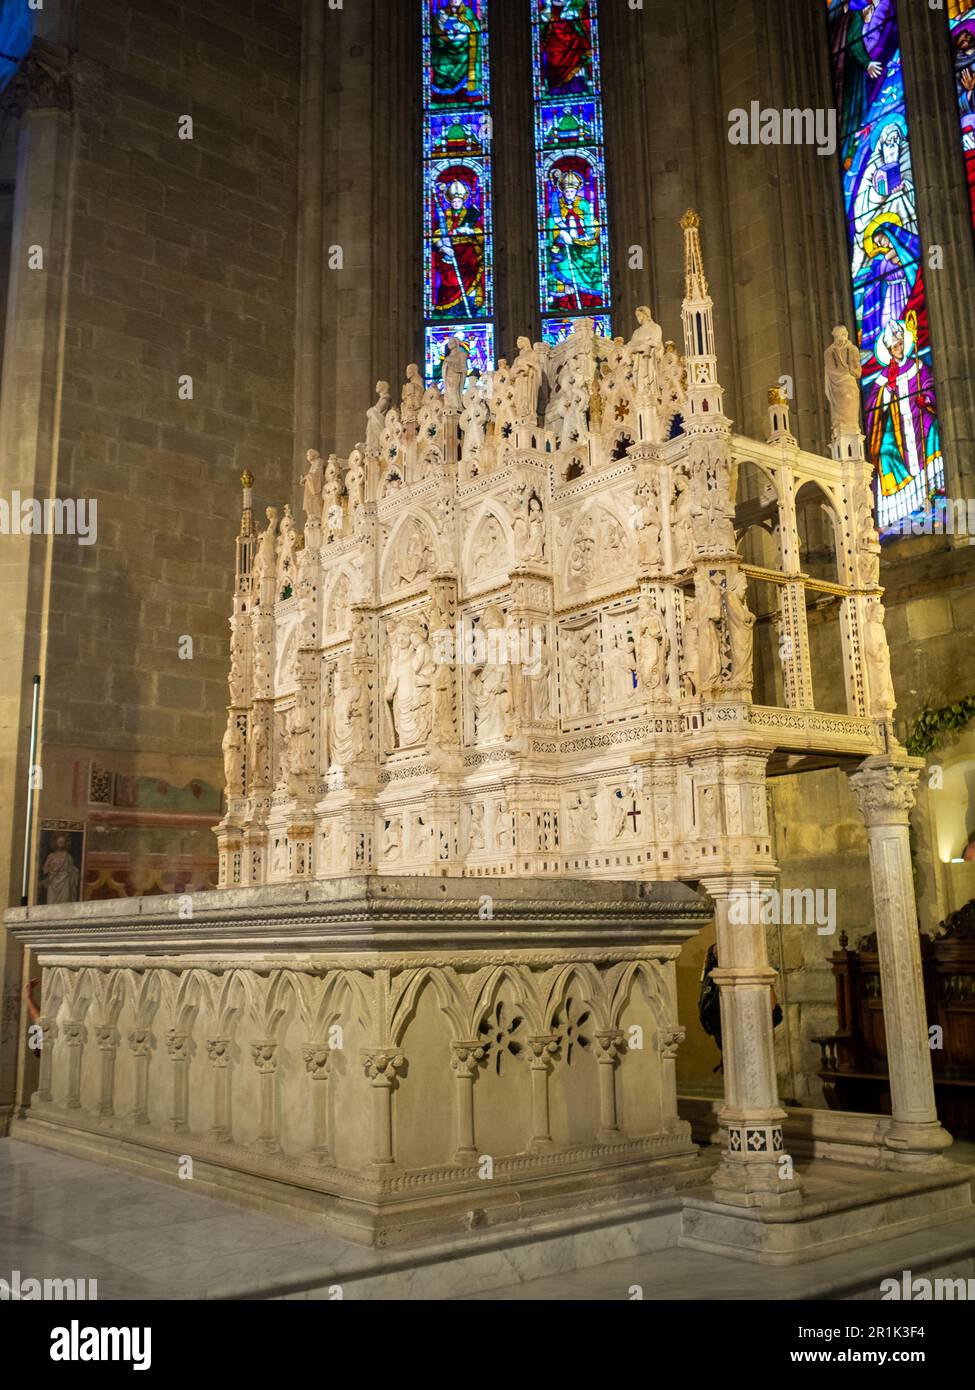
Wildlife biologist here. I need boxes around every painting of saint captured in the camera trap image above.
[537,1,595,98]
[429,0,485,106]
[430,166,486,317]
[865,318,942,500]
[543,155,606,313]
[37,824,84,905]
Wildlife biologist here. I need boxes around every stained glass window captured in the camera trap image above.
[948,1,975,235]
[422,1,496,382]
[825,0,946,532]
[531,2,612,345]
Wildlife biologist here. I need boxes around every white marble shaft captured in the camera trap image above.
[8,878,712,1246]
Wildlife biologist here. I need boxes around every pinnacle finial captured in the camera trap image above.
[240,470,254,488]
[681,209,708,301]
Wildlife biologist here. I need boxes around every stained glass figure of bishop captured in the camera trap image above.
[546,161,603,312]
[431,0,484,105]
[432,171,485,316]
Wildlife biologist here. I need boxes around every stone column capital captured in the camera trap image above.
[128,1027,152,1056]
[450,1041,486,1078]
[849,757,921,828]
[94,1025,120,1052]
[302,1042,332,1080]
[62,1021,87,1047]
[166,1029,190,1062]
[362,1049,405,1085]
[0,43,73,120]
[206,1037,231,1067]
[526,1035,558,1069]
[251,1040,277,1073]
[594,1029,627,1063]
[657,1026,686,1060]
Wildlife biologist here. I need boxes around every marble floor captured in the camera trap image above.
[2,1136,973,1301]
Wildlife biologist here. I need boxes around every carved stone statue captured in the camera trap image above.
[442,335,469,413]
[365,380,391,457]
[222,716,243,795]
[638,598,668,696]
[383,817,401,861]
[512,336,542,423]
[247,714,269,789]
[276,505,298,582]
[300,449,324,523]
[726,569,755,690]
[228,650,244,704]
[470,607,510,743]
[401,363,424,428]
[527,643,551,721]
[461,380,489,458]
[252,506,278,588]
[345,446,366,513]
[286,696,313,786]
[567,790,597,845]
[864,601,896,715]
[824,326,863,437]
[628,305,663,400]
[469,802,485,851]
[330,655,366,766]
[681,599,699,698]
[385,620,434,749]
[698,571,724,693]
[672,475,696,569]
[321,454,343,536]
[512,490,545,564]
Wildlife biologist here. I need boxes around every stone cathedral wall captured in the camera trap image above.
[0,0,303,901]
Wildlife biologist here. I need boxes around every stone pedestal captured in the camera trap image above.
[7,876,710,1247]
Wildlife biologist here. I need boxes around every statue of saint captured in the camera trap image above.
[222,716,243,795]
[824,326,863,437]
[248,716,269,789]
[726,569,755,689]
[401,364,424,428]
[864,602,896,714]
[628,305,663,400]
[461,380,489,458]
[300,450,324,524]
[698,572,724,693]
[443,335,469,413]
[365,381,391,457]
[345,446,366,513]
[252,506,278,588]
[385,622,434,749]
[330,655,365,766]
[512,336,543,422]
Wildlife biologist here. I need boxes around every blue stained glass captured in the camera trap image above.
[423,0,491,110]
[541,314,611,346]
[422,2,495,381]
[425,323,496,382]
[531,1,611,340]
[947,2,975,236]
[825,0,945,531]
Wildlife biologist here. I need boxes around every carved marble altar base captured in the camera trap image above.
[7,877,710,1247]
